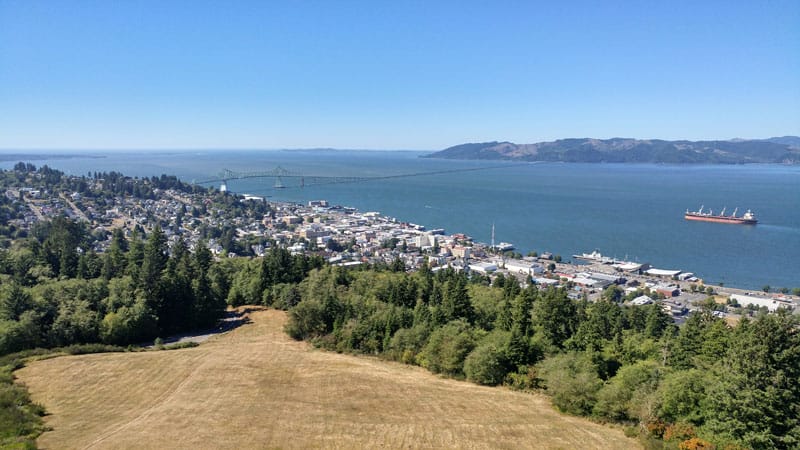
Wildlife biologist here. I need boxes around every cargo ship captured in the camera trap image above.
[684,206,757,225]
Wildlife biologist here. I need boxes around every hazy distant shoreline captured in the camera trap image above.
[0,153,106,162]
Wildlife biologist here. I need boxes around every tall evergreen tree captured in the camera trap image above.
[442,273,474,324]
[159,239,194,333]
[0,282,34,321]
[511,286,536,337]
[705,312,800,449]
[126,229,144,282]
[140,226,167,295]
[104,228,128,279]
[533,287,579,350]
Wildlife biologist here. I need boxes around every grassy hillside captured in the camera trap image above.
[16,307,637,449]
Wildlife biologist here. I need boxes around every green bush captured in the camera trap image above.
[386,324,431,363]
[464,343,508,386]
[593,360,662,421]
[537,352,602,415]
[0,365,45,448]
[161,342,199,351]
[63,343,126,355]
[505,365,540,391]
[463,330,511,386]
[285,300,328,340]
[417,320,476,377]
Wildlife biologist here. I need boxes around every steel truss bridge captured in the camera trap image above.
[194,164,521,190]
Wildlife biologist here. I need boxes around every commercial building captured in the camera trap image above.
[504,259,544,276]
[729,294,794,312]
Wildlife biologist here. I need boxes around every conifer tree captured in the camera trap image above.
[705,312,800,449]
[126,229,144,282]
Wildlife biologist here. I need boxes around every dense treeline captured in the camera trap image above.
[282,267,800,449]
[0,209,325,447]
[0,223,227,353]
[0,212,326,355]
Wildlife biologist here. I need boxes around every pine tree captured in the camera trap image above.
[705,312,800,449]
[140,226,167,295]
[533,287,579,349]
[442,273,474,323]
[126,229,144,282]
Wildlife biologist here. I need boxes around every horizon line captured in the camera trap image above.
[1,134,798,153]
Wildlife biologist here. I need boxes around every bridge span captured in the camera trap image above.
[194,163,525,191]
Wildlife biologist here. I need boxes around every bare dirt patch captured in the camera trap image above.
[17,308,638,449]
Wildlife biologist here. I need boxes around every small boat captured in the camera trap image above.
[572,250,616,264]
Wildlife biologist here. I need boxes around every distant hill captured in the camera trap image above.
[425,137,800,164]
[764,136,800,148]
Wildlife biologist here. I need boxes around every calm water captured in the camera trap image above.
[3,150,799,290]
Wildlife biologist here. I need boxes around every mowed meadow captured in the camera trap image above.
[16,308,637,449]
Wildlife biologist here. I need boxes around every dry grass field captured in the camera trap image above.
[17,308,638,449]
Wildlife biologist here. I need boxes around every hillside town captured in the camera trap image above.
[3,165,798,325]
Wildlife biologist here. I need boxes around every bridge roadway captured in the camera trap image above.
[194,163,527,189]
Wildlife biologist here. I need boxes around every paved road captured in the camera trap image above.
[60,193,90,222]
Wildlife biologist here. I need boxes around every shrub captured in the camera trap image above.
[387,325,430,363]
[285,300,327,340]
[593,360,661,422]
[464,343,508,386]
[161,342,199,351]
[664,422,696,442]
[537,352,602,416]
[645,420,667,438]
[679,437,715,450]
[416,320,475,377]
[0,366,45,447]
[63,343,126,355]
[506,365,540,391]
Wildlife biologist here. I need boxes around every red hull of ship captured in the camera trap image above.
[684,214,757,225]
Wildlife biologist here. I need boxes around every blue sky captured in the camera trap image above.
[1,1,798,150]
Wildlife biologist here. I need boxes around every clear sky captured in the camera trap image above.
[1,1,798,150]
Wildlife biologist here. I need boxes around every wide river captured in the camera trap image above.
[3,150,798,291]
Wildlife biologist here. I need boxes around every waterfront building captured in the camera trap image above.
[504,259,545,275]
[469,262,497,274]
[729,294,794,312]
